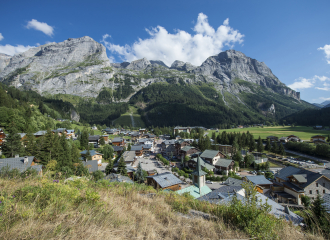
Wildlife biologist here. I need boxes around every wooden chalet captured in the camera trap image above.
[200,149,225,165]
[80,150,103,164]
[311,135,327,145]
[112,137,125,146]
[179,146,198,159]
[214,159,235,175]
[131,145,143,156]
[175,139,190,156]
[146,172,183,191]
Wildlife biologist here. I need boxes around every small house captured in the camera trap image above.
[214,159,235,175]
[200,149,225,165]
[146,172,183,191]
[112,137,125,146]
[0,156,42,175]
[80,150,103,164]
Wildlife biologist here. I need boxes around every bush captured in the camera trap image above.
[92,170,105,181]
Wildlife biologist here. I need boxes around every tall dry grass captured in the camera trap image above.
[0,177,324,240]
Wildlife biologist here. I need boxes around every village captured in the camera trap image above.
[1,124,330,227]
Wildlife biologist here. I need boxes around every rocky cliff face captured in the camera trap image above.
[0,53,11,72]
[0,36,300,102]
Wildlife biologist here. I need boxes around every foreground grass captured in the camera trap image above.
[0,177,323,240]
[208,126,329,140]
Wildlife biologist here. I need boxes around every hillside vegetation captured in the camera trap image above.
[0,176,321,240]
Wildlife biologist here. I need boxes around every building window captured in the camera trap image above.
[324,190,326,194]
[316,190,319,194]
[310,190,312,194]
[316,183,319,187]
[323,183,326,187]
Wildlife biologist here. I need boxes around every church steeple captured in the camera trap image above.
[192,156,207,190]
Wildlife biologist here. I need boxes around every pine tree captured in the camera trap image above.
[117,157,127,176]
[24,132,36,156]
[257,136,264,152]
[99,136,105,146]
[271,142,279,154]
[58,134,71,168]
[2,124,23,157]
[265,138,271,151]
[279,143,285,156]
[40,129,54,166]
[135,162,145,183]
[248,135,256,152]
[71,143,81,164]
[105,160,114,175]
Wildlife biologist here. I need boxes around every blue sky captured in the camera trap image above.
[1,0,330,103]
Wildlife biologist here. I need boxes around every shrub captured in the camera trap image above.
[92,170,105,181]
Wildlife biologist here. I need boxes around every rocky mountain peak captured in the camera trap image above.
[126,57,151,70]
[170,60,196,72]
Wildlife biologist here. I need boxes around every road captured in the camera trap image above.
[130,113,135,127]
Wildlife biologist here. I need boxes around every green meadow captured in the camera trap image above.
[113,105,145,128]
[208,126,329,140]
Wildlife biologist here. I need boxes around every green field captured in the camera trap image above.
[208,126,329,140]
[70,123,102,135]
[113,105,145,128]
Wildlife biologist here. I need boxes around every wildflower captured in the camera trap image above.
[12,195,15,198]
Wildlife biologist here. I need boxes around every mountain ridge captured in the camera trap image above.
[0,36,314,126]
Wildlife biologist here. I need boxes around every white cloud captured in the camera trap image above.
[315,82,330,91]
[0,44,35,56]
[318,44,330,64]
[26,19,54,36]
[288,77,315,91]
[0,33,3,41]
[101,13,244,66]
[289,75,330,91]
[313,75,330,81]
[320,97,330,101]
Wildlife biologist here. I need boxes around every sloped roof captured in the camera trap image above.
[292,174,307,183]
[122,151,136,162]
[215,159,234,168]
[181,146,194,152]
[131,145,143,151]
[198,186,242,201]
[0,156,42,173]
[275,166,325,188]
[176,185,212,199]
[80,150,103,156]
[113,146,123,151]
[34,130,47,136]
[163,139,176,145]
[245,175,273,185]
[200,150,219,159]
[146,172,183,188]
[81,160,98,172]
[190,157,214,170]
[88,135,100,141]
[113,137,124,142]
[18,133,26,138]
[224,177,243,186]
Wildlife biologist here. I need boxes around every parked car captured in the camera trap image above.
[206,180,213,184]
[235,173,240,176]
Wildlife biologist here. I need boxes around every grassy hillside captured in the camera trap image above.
[113,105,145,128]
[207,126,330,140]
[0,176,320,240]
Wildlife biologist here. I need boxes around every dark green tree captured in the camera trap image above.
[92,170,105,181]
[105,160,114,175]
[265,138,271,151]
[117,157,127,176]
[102,145,114,161]
[271,142,279,154]
[2,124,23,157]
[257,136,264,152]
[279,143,285,156]
[135,162,145,183]
[58,134,71,168]
[99,136,105,146]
